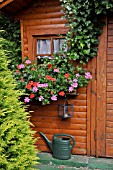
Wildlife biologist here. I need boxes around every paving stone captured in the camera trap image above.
[37,152,113,170]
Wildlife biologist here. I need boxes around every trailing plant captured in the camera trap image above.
[0,14,21,67]
[13,57,92,105]
[60,0,113,63]
[0,39,39,169]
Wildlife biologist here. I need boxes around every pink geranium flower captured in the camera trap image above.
[69,86,74,92]
[18,64,25,69]
[51,95,57,101]
[25,60,31,64]
[72,82,78,88]
[85,72,92,79]
[39,96,44,101]
[24,97,30,103]
[33,86,38,92]
[54,68,59,73]
[76,73,80,77]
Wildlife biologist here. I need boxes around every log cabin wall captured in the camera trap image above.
[106,14,113,157]
[17,0,88,155]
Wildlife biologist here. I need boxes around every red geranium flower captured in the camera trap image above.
[28,81,33,85]
[26,84,32,90]
[30,93,35,99]
[31,67,35,70]
[59,91,65,96]
[33,82,38,87]
[20,78,24,82]
[48,64,52,69]
[16,70,19,73]
[64,73,70,79]
[45,75,52,80]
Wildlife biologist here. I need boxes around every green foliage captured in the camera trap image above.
[0,14,21,67]
[0,39,38,170]
[13,57,92,105]
[60,0,113,63]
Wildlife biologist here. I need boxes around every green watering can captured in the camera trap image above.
[39,132,76,160]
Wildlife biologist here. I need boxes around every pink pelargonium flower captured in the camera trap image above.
[18,64,25,69]
[39,96,44,101]
[51,95,57,101]
[25,60,31,64]
[33,86,38,93]
[54,68,59,73]
[24,97,30,103]
[85,72,92,79]
[76,73,80,77]
[69,86,74,92]
[71,82,78,88]
[38,83,48,88]
[73,78,77,83]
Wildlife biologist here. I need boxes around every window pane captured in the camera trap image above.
[53,38,67,53]
[37,39,51,54]
[60,39,67,52]
[54,39,60,53]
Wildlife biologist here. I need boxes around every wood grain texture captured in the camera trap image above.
[106,15,113,157]
[96,18,107,157]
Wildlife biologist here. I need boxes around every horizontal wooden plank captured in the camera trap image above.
[31,110,87,118]
[107,86,113,92]
[107,92,113,97]
[107,48,113,55]
[107,98,113,103]
[107,80,113,86]
[107,110,113,116]
[24,18,67,26]
[106,116,113,122]
[108,36,113,42]
[107,55,113,61]
[106,121,113,128]
[32,122,86,130]
[106,133,113,139]
[73,92,87,100]
[106,139,113,144]
[23,6,63,14]
[29,105,87,113]
[27,24,67,30]
[108,42,113,47]
[36,141,86,149]
[36,145,87,155]
[17,12,64,20]
[108,24,113,30]
[30,116,86,124]
[35,134,86,143]
[33,128,87,136]
[106,127,113,133]
[107,61,113,67]
[108,30,113,36]
[107,67,113,72]
[107,104,113,110]
[107,73,113,79]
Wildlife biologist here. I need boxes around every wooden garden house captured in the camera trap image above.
[1,0,113,158]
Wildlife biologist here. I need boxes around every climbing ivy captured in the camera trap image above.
[60,0,113,63]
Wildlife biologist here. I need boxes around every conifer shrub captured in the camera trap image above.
[0,39,39,169]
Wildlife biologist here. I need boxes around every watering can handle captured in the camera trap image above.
[54,134,76,149]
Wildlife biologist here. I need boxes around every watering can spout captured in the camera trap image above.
[39,132,52,151]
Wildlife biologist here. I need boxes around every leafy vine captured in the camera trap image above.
[60,0,113,63]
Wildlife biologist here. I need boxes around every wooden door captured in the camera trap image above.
[90,15,113,158]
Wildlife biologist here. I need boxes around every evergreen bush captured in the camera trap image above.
[0,38,38,170]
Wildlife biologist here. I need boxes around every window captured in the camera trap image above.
[36,36,67,64]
